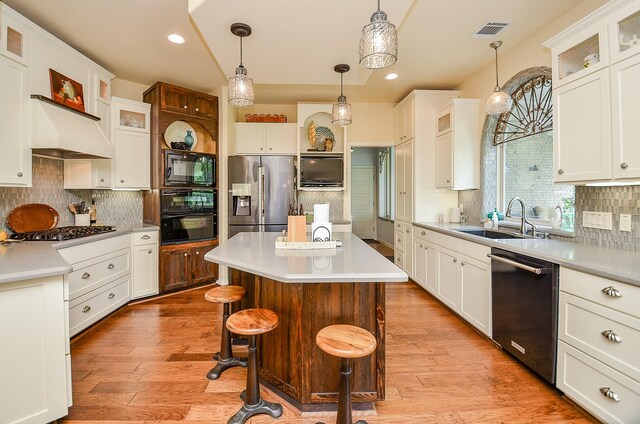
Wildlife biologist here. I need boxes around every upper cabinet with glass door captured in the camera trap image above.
[0,5,29,67]
[609,0,640,64]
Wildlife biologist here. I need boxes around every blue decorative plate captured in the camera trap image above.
[315,126,334,150]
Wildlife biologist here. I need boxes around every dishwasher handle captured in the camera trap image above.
[487,253,552,275]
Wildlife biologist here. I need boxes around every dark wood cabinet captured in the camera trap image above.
[159,240,219,293]
[158,83,217,121]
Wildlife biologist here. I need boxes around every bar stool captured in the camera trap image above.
[315,325,377,424]
[205,285,248,380]
[226,308,283,424]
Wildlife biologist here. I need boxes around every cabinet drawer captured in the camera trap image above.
[133,231,158,246]
[394,230,406,252]
[560,268,640,318]
[557,341,640,424]
[559,292,640,381]
[57,234,131,265]
[69,276,130,336]
[67,249,130,300]
[458,239,490,264]
[413,226,437,243]
[436,233,460,252]
[394,250,405,269]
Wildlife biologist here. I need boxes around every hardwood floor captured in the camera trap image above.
[63,282,593,424]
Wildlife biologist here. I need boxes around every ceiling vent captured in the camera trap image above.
[471,22,510,38]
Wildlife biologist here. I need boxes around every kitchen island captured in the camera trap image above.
[204,232,407,412]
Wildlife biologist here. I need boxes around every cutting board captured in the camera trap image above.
[6,203,59,233]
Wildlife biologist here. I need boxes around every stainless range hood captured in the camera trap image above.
[30,97,114,159]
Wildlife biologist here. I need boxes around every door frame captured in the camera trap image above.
[351,165,377,240]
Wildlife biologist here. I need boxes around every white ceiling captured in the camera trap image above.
[4,0,585,104]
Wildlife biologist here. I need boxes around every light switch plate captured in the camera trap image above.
[620,214,632,232]
[582,211,613,230]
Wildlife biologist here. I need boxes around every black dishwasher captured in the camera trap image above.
[489,248,559,384]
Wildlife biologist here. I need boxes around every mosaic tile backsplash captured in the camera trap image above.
[0,156,143,232]
[298,190,343,221]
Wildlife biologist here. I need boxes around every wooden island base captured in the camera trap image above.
[231,268,385,412]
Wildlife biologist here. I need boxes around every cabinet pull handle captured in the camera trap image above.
[599,387,620,402]
[141,235,151,240]
[107,263,115,269]
[82,306,91,313]
[17,172,23,177]
[601,286,622,297]
[148,249,152,254]
[620,162,628,169]
[601,330,622,343]
[558,169,564,175]
[108,292,115,299]
[81,272,91,279]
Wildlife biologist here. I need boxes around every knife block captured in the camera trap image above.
[287,216,307,242]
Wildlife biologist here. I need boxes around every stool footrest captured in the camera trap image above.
[227,398,283,424]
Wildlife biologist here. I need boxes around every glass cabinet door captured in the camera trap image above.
[554,21,609,88]
[609,2,640,64]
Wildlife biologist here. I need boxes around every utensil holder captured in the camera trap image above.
[75,214,90,226]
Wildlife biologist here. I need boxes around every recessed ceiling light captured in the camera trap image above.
[385,73,398,80]
[167,34,185,44]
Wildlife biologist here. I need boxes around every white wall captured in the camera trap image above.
[349,103,396,144]
[111,78,149,101]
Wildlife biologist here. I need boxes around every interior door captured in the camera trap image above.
[351,166,376,239]
[262,156,294,225]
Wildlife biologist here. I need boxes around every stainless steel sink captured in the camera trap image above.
[455,229,526,239]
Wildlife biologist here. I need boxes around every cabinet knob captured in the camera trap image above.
[107,263,115,269]
[108,292,115,299]
[269,147,272,150]
[17,172,23,177]
[148,249,152,254]
[453,258,457,263]
[100,178,105,182]
[461,262,465,266]
[141,235,151,240]
[195,251,200,255]
[446,180,450,183]
[421,231,426,235]
[397,238,401,242]
[599,387,620,402]
[397,224,401,228]
[601,286,622,297]
[120,179,125,183]
[601,330,622,343]
[195,107,199,112]
[183,105,188,109]
[558,169,564,175]
[184,253,189,257]
[621,162,629,169]
[81,272,91,280]
[419,244,423,248]
[82,305,91,313]
[260,147,264,150]
[406,229,410,233]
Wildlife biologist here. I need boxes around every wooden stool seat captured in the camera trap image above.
[226,308,279,336]
[316,324,377,359]
[205,285,247,304]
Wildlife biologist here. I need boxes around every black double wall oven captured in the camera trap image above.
[161,151,217,245]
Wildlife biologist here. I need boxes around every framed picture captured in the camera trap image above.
[49,69,85,112]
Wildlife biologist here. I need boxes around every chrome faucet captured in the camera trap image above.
[506,197,538,236]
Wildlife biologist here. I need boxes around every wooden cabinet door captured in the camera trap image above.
[611,54,640,179]
[459,257,491,336]
[160,84,190,114]
[436,133,453,188]
[160,247,191,292]
[554,69,611,182]
[192,93,217,120]
[191,246,218,285]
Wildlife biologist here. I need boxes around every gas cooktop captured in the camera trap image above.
[10,226,116,241]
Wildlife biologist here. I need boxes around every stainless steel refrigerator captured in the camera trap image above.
[228,155,296,238]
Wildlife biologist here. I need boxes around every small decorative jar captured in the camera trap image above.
[184,130,194,149]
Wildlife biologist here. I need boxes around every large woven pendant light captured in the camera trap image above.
[486,41,513,115]
[332,64,352,126]
[359,0,397,69]
[228,23,254,107]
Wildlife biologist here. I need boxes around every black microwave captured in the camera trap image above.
[300,156,344,187]
[165,150,215,187]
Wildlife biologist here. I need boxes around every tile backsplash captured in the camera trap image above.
[0,156,142,232]
[298,190,343,221]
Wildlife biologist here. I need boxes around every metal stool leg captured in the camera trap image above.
[208,303,247,380]
[316,358,367,424]
[227,335,283,424]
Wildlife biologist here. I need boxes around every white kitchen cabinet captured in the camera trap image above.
[111,97,151,190]
[414,226,438,295]
[395,140,413,222]
[0,275,70,424]
[235,123,297,155]
[63,159,111,189]
[91,68,112,141]
[437,248,459,311]
[132,230,159,299]
[553,69,612,183]
[394,221,412,277]
[0,54,31,187]
[0,3,30,67]
[459,255,491,335]
[395,97,414,144]
[434,99,479,190]
[413,238,426,289]
[546,0,640,184]
[557,267,640,423]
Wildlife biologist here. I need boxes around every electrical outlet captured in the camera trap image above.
[620,214,632,232]
[582,211,613,230]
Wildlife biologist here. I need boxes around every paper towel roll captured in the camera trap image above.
[313,204,330,223]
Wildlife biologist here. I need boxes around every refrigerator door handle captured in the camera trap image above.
[258,166,265,226]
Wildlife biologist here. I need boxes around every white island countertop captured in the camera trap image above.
[205,232,408,283]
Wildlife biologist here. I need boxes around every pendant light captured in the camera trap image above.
[228,23,254,107]
[359,0,397,69]
[486,41,513,115]
[332,64,352,126]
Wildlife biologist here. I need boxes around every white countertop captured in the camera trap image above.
[414,222,640,287]
[0,224,158,285]
[204,232,408,283]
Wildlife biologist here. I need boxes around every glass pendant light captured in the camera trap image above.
[359,0,397,69]
[228,23,254,107]
[486,41,513,115]
[332,64,352,126]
